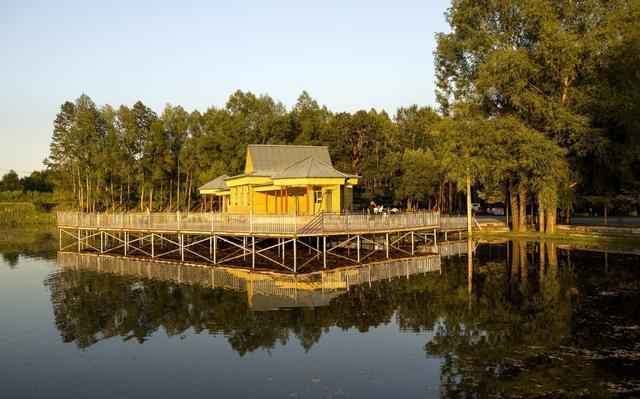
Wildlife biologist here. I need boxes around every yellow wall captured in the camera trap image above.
[220,182,352,214]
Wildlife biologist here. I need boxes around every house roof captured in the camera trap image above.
[248,144,332,175]
[197,174,229,191]
[271,156,353,179]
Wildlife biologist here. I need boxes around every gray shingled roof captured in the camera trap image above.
[271,157,352,179]
[248,144,332,175]
[198,174,229,191]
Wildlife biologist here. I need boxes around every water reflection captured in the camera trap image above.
[0,228,57,266]
[40,240,640,396]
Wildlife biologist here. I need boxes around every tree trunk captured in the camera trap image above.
[140,184,145,211]
[177,163,181,212]
[149,186,153,212]
[508,180,519,231]
[448,180,453,213]
[86,174,90,212]
[518,187,527,232]
[187,172,192,212]
[466,171,472,236]
[169,180,173,211]
[537,193,545,233]
[545,205,557,233]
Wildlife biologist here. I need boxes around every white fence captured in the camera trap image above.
[57,210,451,235]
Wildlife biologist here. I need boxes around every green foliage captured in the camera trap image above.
[394,149,440,205]
[0,170,21,191]
[434,0,639,200]
[0,203,55,228]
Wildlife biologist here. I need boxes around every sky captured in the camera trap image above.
[0,0,451,175]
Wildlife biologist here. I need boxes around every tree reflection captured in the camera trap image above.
[44,241,639,396]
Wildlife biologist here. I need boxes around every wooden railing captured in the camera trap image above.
[57,210,445,235]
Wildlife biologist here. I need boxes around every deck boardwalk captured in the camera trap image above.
[57,211,471,273]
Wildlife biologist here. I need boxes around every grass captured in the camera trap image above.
[0,203,56,228]
[476,229,640,254]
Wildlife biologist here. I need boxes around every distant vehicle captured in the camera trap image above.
[471,203,481,212]
[487,207,505,216]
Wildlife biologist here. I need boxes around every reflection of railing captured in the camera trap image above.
[57,211,441,235]
[436,240,472,257]
[56,252,442,307]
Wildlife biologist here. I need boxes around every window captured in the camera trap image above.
[314,189,323,204]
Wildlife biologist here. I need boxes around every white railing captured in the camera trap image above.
[57,210,445,235]
[439,214,470,230]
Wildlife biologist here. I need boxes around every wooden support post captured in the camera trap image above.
[323,236,327,268]
[357,235,361,263]
[213,235,217,264]
[385,233,389,258]
[59,229,62,251]
[100,231,104,253]
[411,231,415,255]
[243,237,247,260]
[293,238,297,273]
[77,229,81,252]
[209,236,212,258]
[434,229,437,246]
[180,234,184,261]
[124,232,128,256]
[252,236,255,269]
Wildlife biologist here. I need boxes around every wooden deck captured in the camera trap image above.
[57,211,447,237]
[56,211,471,273]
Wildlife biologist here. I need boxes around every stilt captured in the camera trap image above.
[209,236,212,258]
[124,232,128,256]
[411,231,415,255]
[323,236,327,268]
[357,235,361,263]
[100,231,104,253]
[434,229,437,246]
[180,234,184,261]
[251,236,255,269]
[151,234,155,258]
[77,229,81,252]
[293,238,297,273]
[243,237,247,260]
[385,233,389,258]
[213,235,217,264]
[59,229,62,251]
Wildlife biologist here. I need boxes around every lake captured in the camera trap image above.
[1,230,639,398]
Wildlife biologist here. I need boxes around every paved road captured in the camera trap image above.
[476,215,640,227]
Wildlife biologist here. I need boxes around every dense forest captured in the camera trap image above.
[2,0,638,232]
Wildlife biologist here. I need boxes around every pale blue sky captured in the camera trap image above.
[0,0,450,174]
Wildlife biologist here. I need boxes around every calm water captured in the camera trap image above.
[1,230,639,398]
